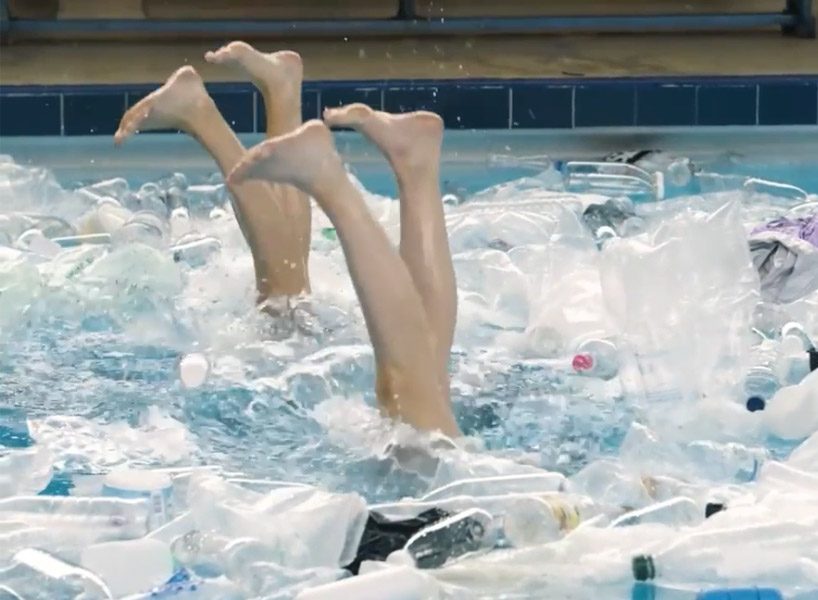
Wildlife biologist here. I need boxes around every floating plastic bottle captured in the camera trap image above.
[610,497,702,528]
[501,495,582,547]
[420,473,567,502]
[170,237,222,268]
[81,539,173,597]
[763,369,818,440]
[0,548,113,600]
[0,444,53,497]
[390,508,496,569]
[169,530,337,595]
[632,519,818,584]
[0,496,151,542]
[102,469,174,528]
[571,338,620,380]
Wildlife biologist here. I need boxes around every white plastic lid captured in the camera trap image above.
[179,353,209,389]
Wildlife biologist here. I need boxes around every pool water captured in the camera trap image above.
[1,128,818,598]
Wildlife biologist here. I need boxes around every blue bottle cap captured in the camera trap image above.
[746,396,766,412]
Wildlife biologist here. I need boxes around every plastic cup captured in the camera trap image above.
[102,469,173,528]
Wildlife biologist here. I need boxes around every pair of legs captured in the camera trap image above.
[117,42,460,437]
[115,43,311,302]
[230,108,461,437]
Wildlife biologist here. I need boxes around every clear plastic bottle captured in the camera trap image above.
[420,473,566,502]
[0,496,151,541]
[395,508,497,569]
[170,237,222,268]
[0,548,113,600]
[632,519,818,583]
[0,444,53,496]
[763,369,818,440]
[743,365,781,404]
[171,530,291,593]
[571,338,619,380]
[501,495,584,547]
[610,497,702,528]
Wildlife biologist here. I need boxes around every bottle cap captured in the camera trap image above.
[632,555,656,581]
[746,396,766,412]
[572,353,594,372]
[705,502,726,518]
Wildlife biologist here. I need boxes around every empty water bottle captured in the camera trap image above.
[171,530,314,594]
[571,338,619,380]
[763,369,818,440]
[0,548,113,600]
[501,495,582,547]
[420,473,567,502]
[744,366,781,405]
[393,508,496,569]
[610,497,702,528]
[170,237,222,268]
[632,519,818,583]
[81,539,173,597]
[0,496,151,541]
[0,445,53,497]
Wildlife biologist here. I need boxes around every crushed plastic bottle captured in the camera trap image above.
[390,508,496,569]
[81,539,173,597]
[610,497,702,528]
[763,369,818,440]
[0,496,151,542]
[0,445,53,497]
[420,472,567,502]
[571,338,619,380]
[0,548,113,600]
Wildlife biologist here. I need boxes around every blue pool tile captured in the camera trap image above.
[63,93,125,135]
[697,84,757,126]
[575,85,636,127]
[256,90,319,132]
[758,82,818,125]
[636,84,697,126]
[0,95,61,136]
[384,85,508,129]
[510,84,572,129]
[320,87,382,112]
[209,91,254,133]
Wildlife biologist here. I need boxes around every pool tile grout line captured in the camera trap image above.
[2,74,818,136]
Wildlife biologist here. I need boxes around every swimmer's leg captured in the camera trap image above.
[115,66,308,300]
[323,105,456,385]
[229,121,461,437]
[204,43,311,289]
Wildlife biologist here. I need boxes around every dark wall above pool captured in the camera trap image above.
[1,75,817,136]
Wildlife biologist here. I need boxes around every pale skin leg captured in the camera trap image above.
[229,121,461,437]
[205,41,311,272]
[115,64,309,301]
[323,105,457,387]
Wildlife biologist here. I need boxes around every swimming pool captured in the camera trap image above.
[2,127,818,599]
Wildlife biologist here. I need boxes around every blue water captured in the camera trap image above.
[2,129,815,501]
[2,129,818,598]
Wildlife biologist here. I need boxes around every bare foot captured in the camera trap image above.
[323,103,443,173]
[228,120,342,196]
[114,67,210,145]
[205,42,302,97]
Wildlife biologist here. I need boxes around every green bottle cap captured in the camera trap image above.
[632,555,656,581]
[321,227,337,241]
